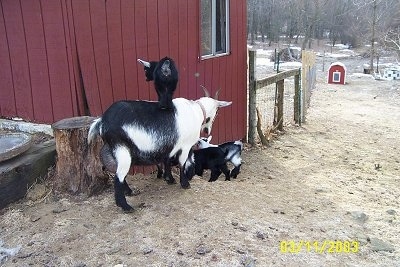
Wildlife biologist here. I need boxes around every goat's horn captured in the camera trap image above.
[200,85,210,97]
[137,59,150,68]
[214,88,221,100]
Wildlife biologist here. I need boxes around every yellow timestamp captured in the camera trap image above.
[280,240,359,253]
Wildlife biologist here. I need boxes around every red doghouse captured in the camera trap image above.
[327,62,346,84]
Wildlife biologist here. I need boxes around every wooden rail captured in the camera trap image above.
[248,50,301,145]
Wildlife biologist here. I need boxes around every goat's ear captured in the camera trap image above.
[217,101,232,107]
[137,59,150,68]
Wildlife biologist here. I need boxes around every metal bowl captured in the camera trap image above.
[0,132,33,162]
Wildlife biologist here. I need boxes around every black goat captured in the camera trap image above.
[137,57,178,110]
[156,146,231,183]
[198,136,243,178]
[193,147,231,182]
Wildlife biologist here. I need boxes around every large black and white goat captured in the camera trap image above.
[197,136,243,178]
[137,57,178,110]
[88,91,231,212]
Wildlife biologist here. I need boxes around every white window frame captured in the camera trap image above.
[201,0,230,59]
[333,71,341,82]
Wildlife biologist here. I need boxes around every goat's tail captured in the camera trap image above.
[88,118,102,144]
[234,140,243,151]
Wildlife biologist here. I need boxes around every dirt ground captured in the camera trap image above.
[1,52,400,266]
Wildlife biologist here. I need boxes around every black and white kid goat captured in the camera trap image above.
[137,57,178,110]
[88,91,231,212]
[155,146,231,183]
[197,136,243,178]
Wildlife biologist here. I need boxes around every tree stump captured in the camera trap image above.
[52,116,109,196]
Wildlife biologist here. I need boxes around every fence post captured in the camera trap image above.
[276,79,284,131]
[293,71,300,125]
[248,50,257,145]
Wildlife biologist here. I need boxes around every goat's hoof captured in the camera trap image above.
[122,207,135,213]
[181,183,191,189]
[129,187,141,196]
[124,189,133,196]
[118,203,134,213]
[165,178,176,184]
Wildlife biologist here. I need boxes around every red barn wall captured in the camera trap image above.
[0,0,247,144]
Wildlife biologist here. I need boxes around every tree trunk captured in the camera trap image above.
[370,0,377,73]
[52,116,109,196]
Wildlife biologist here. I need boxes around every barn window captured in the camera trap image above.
[200,0,230,58]
[333,71,341,82]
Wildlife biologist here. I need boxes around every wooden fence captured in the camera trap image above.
[248,50,301,145]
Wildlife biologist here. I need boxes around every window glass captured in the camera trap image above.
[201,0,212,56]
[201,0,229,58]
[333,72,340,82]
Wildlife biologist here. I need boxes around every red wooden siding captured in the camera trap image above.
[0,0,247,144]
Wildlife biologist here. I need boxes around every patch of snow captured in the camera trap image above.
[0,240,21,264]
[0,119,53,136]
[349,73,375,80]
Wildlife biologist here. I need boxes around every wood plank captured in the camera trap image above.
[61,0,80,118]
[0,2,16,116]
[256,69,300,89]
[228,0,240,141]
[134,0,150,101]
[146,0,160,101]
[238,0,248,140]
[71,0,102,116]
[41,0,74,121]
[275,80,284,131]
[2,0,34,120]
[90,0,114,109]
[106,0,126,101]
[186,0,199,100]
[218,57,228,141]
[167,0,179,70]
[121,0,138,100]
[0,140,56,209]
[248,50,257,144]
[157,0,169,59]
[177,0,188,98]
[21,0,54,123]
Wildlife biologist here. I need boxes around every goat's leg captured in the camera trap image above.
[179,149,193,189]
[123,180,133,196]
[114,146,134,212]
[208,168,222,182]
[230,164,241,178]
[220,164,231,181]
[156,163,163,179]
[163,158,176,184]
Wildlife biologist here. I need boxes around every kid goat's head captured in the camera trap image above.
[197,86,232,135]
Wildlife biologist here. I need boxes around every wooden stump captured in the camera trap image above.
[52,116,109,196]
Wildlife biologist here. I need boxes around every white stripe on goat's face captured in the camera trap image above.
[122,124,157,151]
[198,97,232,135]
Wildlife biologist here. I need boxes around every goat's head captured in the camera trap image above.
[197,87,232,135]
[137,58,158,81]
[197,136,213,149]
